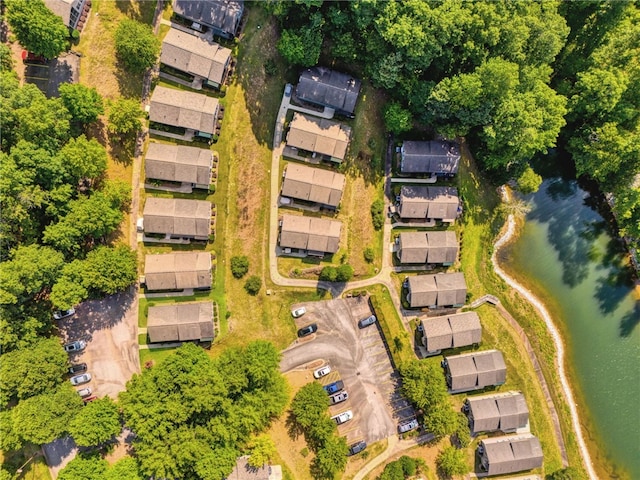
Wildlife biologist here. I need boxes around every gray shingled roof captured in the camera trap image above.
[143,197,212,237]
[467,392,529,434]
[149,86,219,133]
[407,272,467,308]
[444,350,507,391]
[421,311,481,352]
[145,142,213,185]
[296,67,361,115]
[286,113,352,160]
[281,163,345,207]
[397,230,458,264]
[147,301,214,343]
[172,0,243,36]
[144,252,212,291]
[480,435,543,475]
[400,141,461,175]
[398,186,460,221]
[43,0,73,25]
[279,214,342,254]
[161,28,231,84]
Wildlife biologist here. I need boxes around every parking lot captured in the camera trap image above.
[281,296,416,446]
[56,288,140,400]
[24,52,80,97]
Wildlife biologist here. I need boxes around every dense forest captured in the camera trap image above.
[272,0,640,246]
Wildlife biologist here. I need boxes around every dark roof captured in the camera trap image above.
[286,113,352,160]
[467,391,529,434]
[397,230,458,264]
[400,141,461,174]
[281,163,345,207]
[143,197,212,238]
[296,67,361,115]
[279,215,342,254]
[421,311,481,352]
[480,435,543,475]
[407,272,467,308]
[398,186,460,221]
[173,0,244,36]
[147,301,214,343]
[444,349,507,391]
[145,142,213,185]
[149,86,219,133]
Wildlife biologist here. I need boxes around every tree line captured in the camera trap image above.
[269,0,639,247]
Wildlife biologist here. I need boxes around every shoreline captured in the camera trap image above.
[491,213,598,480]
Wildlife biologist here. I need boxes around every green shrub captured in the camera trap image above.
[244,275,261,295]
[230,255,249,278]
[371,199,385,230]
[319,266,337,282]
[364,247,375,263]
[336,264,354,282]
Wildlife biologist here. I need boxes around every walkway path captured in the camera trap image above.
[492,215,596,479]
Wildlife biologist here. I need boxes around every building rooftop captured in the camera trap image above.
[144,252,212,291]
[147,301,214,343]
[279,214,342,254]
[398,186,460,220]
[286,113,352,161]
[407,272,467,308]
[480,435,543,476]
[145,142,213,185]
[467,391,529,434]
[149,86,219,133]
[143,197,212,237]
[397,230,458,264]
[444,349,507,391]
[296,67,361,115]
[400,140,461,175]
[421,311,481,352]
[173,0,243,36]
[161,28,231,84]
[281,163,345,207]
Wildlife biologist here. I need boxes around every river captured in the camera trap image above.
[503,178,640,479]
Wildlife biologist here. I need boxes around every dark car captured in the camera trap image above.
[323,380,344,395]
[348,440,367,456]
[297,323,317,338]
[68,363,87,375]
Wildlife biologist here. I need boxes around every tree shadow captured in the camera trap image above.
[109,134,136,165]
[285,411,302,440]
[619,301,640,337]
[114,0,156,24]
[85,118,109,148]
[114,60,144,100]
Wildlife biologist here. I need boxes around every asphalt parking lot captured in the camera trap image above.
[281,296,416,445]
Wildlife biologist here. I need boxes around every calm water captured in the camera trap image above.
[506,178,640,478]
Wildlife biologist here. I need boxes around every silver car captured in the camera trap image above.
[70,373,92,386]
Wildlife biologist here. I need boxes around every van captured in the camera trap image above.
[358,315,377,329]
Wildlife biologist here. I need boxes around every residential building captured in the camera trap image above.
[286,113,352,163]
[399,140,461,176]
[396,230,458,265]
[398,186,460,222]
[279,214,342,256]
[465,391,529,435]
[145,142,213,190]
[172,0,244,39]
[296,67,361,117]
[281,163,345,209]
[421,311,481,353]
[443,349,507,392]
[147,301,214,343]
[44,0,90,31]
[160,28,231,89]
[149,86,219,139]
[144,252,212,291]
[142,197,212,241]
[478,435,543,476]
[406,272,467,308]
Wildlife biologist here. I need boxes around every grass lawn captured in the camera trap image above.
[0,444,51,480]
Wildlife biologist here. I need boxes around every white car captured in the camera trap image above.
[77,387,92,398]
[291,307,306,318]
[331,410,353,425]
[70,373,92,386]
[53,308,75,320]
[313,365,331,379]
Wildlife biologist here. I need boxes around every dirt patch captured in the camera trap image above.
[362,441,443,480]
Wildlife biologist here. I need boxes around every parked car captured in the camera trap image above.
[291,306,306,318]
[53,308,75,320]
[77,387,92,398]
[70,373,92,386]
[313,365,331,379]
[358,315,377,329]
[329,391,348,405]
[68,363,87,375]
[398,419,419,434]
[331,410,353,425]
[83,395,97,403]
[22,51,47,64]
[284,83,293,97]
[64,340,86,353]
[348,440,367,456]
[323,380,344,395]
[297,323,317,337]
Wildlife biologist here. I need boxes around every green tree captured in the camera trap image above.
[5,0,69,59]
[244,275,262,295]
[277,12,324,67]
[58,455,108,480]
[311,435,348,479]
[452,412,471,448]
[107,98,143,136]
[291,382,329,429]
[516,165,543,194]
[0,337,68,406]
[319,266,338,282]
[13,91,71,153]
[436,446,468,478]
[114,19,160,73]
[0,410,22,452]
[230,255,249,278]
[105,458,143,480]
[0,44,14,71]
[613,187,640,239]
[56,135,108,183]
[58,83,105,126]
[335,264,354,282]
[378,456,421,480]
[399,359,448,411]
[69,397,121,447]
[371,199,385,230]
[383,101,413,134]
[422,402,457,439]
[247,434,277,468]
[546,467,582,480]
